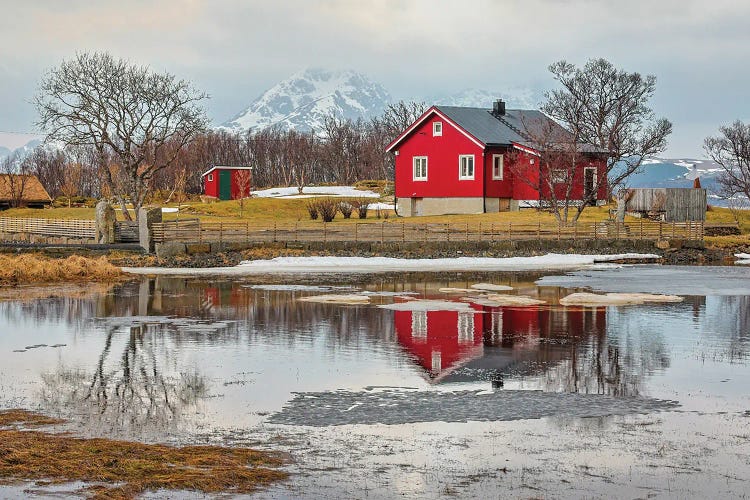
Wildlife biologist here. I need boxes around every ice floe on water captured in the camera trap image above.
[470,283,514,291]
[537,265,750,296]
[243,284,355,292]
[559,292,683,306]
[122,253,659,276]
[480,294,546,306]
[377,300,476,312]
[298,294,371,304]
[267,388,680,426]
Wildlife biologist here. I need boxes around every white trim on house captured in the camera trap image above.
[458,154,475,180]
[433,121,443,136]
[511,142,541,157]
[413,156,428,181]
[207,173,213,182]
[492,154,504,180]
[201,165,253,178]
[386,107,486,152]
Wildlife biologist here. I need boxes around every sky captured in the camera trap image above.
[1,0,749,157]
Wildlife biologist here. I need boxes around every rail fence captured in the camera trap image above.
[0,217,96,240]
[152,219,705,244]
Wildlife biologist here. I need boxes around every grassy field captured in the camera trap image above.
[2,196,749,233]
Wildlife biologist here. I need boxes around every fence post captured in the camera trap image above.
[273,222,277,243]
[424,223,427,243]
[466,222,469,242]
[354,222,358,243]
[557,223,561,241]
[574,223,578,241]
[593,222,597,240]
[671,221,676,238]
[615,222,619,240]
[246,221,249,243]
[491,223,495,242]
[446,223,450,242]
[509,222,513,242]
[537,220,541,240]
[402,222,406,243]
[294,222,298,242]
[219,222,223,243]
[478,222,482,242]
[381,221,385,243]
[640,218,643,240]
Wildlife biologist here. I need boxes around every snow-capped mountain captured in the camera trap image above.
[221,68,391,133]
[430,87,541,110]
[0,139,43,162]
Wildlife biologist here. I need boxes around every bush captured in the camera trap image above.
[316,198,338,222]
[338,201,354,219]
[351,198,370,219]
[306,200,319,220]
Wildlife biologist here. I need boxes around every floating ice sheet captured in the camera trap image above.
[377,300,476,312]
[536,265,750,296]
[268,388,680,426]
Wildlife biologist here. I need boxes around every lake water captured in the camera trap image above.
[1,266,749,498]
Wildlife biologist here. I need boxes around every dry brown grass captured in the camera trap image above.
[0,409,288,499]
[0,254,123,286]
[705,234,750,249]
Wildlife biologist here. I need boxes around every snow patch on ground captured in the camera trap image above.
[122,253,659,276]
[252,186,381,199]
[298,294,371,304]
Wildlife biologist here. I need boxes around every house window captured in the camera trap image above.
[457,312,475,343]
[207,173,213,182]
[551,169,568,184]
[413,156,428,181]
[411,311,427,340]
[433,121,443,136]
[492,154,504,180]
[458,155,475,180]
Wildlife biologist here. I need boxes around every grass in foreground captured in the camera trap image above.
[0,254,123,286]
[0,409,288,499]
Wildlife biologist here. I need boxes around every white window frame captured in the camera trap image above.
[413,156,428,181]
[411,311,427,340]
[207,173,213,182]
[458,154,475,180]
[432,121,443,137]
[457,312,475,343]
[492,154,504,180]
[550,169,568,184]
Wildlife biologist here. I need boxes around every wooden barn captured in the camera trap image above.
[201,166,253,201]
[0,174,52,209]
[385,100,608,216]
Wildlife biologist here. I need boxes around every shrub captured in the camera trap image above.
[316,198,338,222]
[306,200,319,220]
[352,198,370,219]
[338,201,354,219]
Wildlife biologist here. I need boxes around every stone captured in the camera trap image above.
[95,201,116,244]
[138,207,163,253]
[186,243,211,255]
[156,241,186,259]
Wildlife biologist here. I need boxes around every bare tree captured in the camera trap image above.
[60,163,84,207]
[35,51,208,220]
[704,120,750,203]
[234,168,252,217]
[1,153,31,208]
[542,58,672,205]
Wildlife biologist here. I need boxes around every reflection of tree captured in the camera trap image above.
[39,322,208,439]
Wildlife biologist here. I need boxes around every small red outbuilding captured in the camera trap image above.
[201,166,253,201]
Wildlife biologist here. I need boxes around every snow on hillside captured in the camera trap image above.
[221,68,391,133]
[252,185,380,199]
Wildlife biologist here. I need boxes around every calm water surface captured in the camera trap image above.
[1,267,749,498]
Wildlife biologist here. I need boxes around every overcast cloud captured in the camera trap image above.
[1,0,749,156]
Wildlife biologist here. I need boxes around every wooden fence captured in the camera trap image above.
[0,217,96,240]
[152,219,705,244]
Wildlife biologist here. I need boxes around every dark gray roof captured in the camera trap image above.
[435,106,605,153]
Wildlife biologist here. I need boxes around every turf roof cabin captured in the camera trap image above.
[202,166,253,201]
[386,100,609,216]
[0,174,53,209]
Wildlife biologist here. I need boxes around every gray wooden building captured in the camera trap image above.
[626,188,707,222]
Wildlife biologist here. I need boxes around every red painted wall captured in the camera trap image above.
[394,308,484,374]
[539,157,608,201]
[204,170,219,197]
[394,112,485,199]
[203,169,252,199]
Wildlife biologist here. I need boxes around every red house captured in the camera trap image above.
[201,166,253,201]
[385,100,608,216]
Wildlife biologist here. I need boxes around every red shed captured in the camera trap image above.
[201,166,253,201]
[386,100,608,216]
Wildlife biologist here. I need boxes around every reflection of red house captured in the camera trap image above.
[395,307,484,382]
[394,298,607,384]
